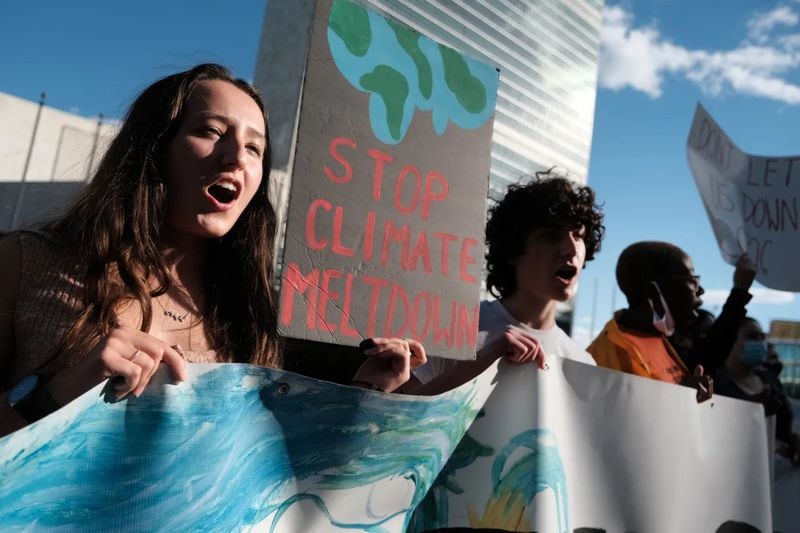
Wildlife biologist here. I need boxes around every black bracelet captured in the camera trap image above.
[11,374,61,423]
[350,380,385,393]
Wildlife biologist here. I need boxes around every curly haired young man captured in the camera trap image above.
[407,170,604,394]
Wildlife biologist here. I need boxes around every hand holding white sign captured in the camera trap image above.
[732,253,756,290]
[481,325,546,368]
[686,103,800,290]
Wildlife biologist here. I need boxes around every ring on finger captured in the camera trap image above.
[128,349,141,361]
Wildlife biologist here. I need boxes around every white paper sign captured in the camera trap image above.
[411,357,774,533]
[687,103,800,291]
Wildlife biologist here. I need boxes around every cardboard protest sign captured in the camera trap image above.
[411,357,775,533]
[687,103,800,291]
[278,0,499,358]
[1,359,781,532]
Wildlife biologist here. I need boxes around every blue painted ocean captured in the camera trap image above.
[0,364,495,532]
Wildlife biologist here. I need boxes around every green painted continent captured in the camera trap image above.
[360,65,409,141]
[388,20,433,99]
[439,44,487,113]
[329,0,371,57]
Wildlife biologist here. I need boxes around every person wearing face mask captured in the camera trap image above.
[714,317,799,465]
[587,241,713,401]
[761,343,785,380]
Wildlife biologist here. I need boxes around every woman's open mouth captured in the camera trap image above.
[205,179,241,208]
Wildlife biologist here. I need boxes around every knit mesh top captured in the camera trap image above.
[9,231,216,387]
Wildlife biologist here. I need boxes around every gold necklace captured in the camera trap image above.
[153,292,198,324]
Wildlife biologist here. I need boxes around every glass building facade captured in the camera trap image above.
[355,0,604,198]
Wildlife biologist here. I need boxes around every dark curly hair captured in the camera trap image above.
[485,170,605,299]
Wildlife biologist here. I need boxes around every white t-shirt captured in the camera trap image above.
[413,299,596,385]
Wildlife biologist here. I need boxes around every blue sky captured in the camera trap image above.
[1,0,799,346]
[571,0,800,346]
[0,1,265,118]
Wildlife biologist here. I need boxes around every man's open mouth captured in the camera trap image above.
[555,265,578,282]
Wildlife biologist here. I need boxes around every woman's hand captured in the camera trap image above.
[352,337,426,393]
[47,326,187,406]
[478,325,546,369]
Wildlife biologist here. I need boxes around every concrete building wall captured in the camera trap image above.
[0,182,85,232]
[0,92,117,231]
[253,0,316,251]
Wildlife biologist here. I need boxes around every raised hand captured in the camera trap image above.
[733,253,756,290]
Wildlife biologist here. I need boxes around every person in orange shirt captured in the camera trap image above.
[587,241,713,401]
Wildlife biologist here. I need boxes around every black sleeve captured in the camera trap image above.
[760,371,796,445]
[281,337,367,385]
[691,288,752,372]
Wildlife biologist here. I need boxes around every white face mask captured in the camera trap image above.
[648,282,675,336]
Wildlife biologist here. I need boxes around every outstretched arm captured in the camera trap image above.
[693,254,755,371]
[1,324,188,438]
[404,326,546,396]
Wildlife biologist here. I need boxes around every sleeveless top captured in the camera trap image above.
[10,231,217,386]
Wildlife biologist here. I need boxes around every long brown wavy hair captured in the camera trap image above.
[46,63,281,368]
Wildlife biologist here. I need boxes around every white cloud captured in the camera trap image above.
[779,33,800,49]
[598,6,696,98]
[599,4,800,105]
[702,288,796,306]
[747,6,799,43]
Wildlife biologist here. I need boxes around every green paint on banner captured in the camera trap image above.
[388,20,433,99]
[329,0,371,57]
[439,44,487,113]
[360,65,409,141]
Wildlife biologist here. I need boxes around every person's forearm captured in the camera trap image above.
[408,357,495,396]
[698,288,752,369]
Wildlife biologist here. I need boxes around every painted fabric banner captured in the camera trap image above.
[411,357,773,533]
[0,364,496,532]
[0,358,776,532]
[686,103,800,291]
[278,0,499,358]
